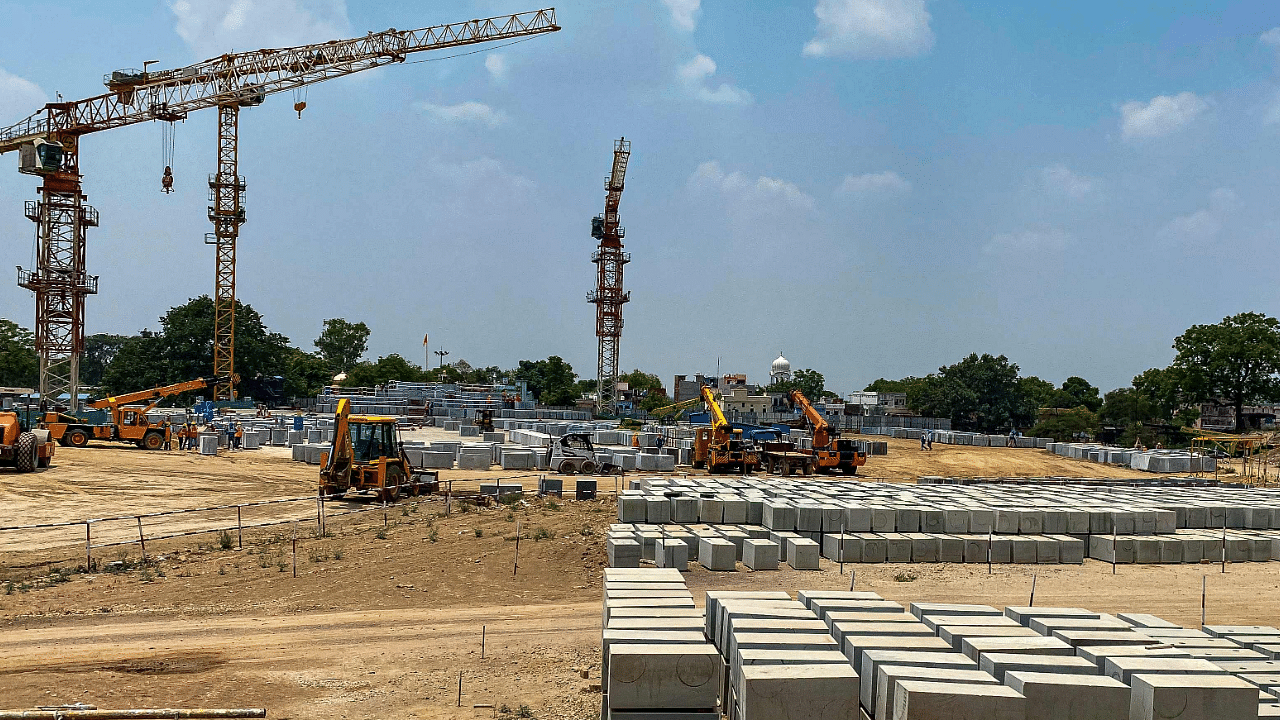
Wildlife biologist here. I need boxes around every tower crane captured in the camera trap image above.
[0,9,560,409]
[586,138,630,416]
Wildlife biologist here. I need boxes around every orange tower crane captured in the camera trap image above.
[587,138,631,416]
[0,9,560,407]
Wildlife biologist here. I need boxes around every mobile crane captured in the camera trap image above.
[791,390,867,475]
[40,375,234,450]
[692,386,760,474]
[649,396,703,425]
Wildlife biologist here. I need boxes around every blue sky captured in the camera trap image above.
[2,0,1279,397]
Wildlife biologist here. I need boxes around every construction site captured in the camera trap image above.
[4,4,1280,720]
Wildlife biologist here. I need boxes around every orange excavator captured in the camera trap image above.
[41,376,234,450]
[791,389,867,475]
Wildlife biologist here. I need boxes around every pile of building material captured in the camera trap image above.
[863,426,1052,448]
[609,476,1280,567]
[1049,442,1217,473]
[601,569,1279,720]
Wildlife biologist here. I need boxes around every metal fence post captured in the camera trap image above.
[85,522,92,571]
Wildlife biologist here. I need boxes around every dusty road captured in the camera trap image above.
[0,434,1258,718]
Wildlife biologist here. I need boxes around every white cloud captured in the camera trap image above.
[429,157,534,196]
[1119,92,1208,140]
[415,101,508,128]
[484,54,507,81]
[677,54,752,105]
[168,0,350,59]
[802,0,934,58]
[1262,27,1280,48]
[1160,188,1241,243]
[662,0,701,31]
[983,228,1072,255]
[689,160,815,211]
[0,67,47,125]
[835,171,911,196]
[1039,164,1096,199]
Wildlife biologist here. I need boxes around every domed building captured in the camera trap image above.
[770,352,791,385]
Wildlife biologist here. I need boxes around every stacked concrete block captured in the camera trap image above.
[499,449,536,469]
[742,539,779,570]
[612,475,1280,566]
[699,537,736,571]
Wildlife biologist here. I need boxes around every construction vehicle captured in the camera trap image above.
[736,424,814,476]
[791,390,867,475]
[546,432,622,475]
[320,398,435,501]
[0,389,55,472]
[41,376,234,450]
[475,409,495,434]
[692,386,760,474]
[649,396,703,425]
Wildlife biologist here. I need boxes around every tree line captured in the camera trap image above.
[0,298,673,410]
[864,313,1280,445]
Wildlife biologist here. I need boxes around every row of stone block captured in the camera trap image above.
[603,577,1280,720]
[627,475,1280,531]
[1089,530,1280,563]
[1049,442,1217,473]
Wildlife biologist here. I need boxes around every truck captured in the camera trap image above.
[41,376,235,450]
[692,386,760,474]
[791,389,867,475]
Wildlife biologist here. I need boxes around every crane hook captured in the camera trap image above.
[161,165,173,194]
[294,100,307,119]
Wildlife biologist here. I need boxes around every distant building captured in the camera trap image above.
[673,374,713,403]
[848,391,910,415]
[770,353,792,385]
[721,387,771,415]
[1197,403,1279,432]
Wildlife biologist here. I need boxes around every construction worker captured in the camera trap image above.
[234,423,243,450]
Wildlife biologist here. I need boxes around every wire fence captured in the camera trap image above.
[0,472,559,573]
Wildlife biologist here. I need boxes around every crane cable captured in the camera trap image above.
[160,121,176,194]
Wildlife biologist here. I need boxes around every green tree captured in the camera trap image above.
[514,356,578,406]
[1057,376,1102,412]
[1131,366,1186,422]
[0,319,38,388]
[343,354,426,387]
[1171,312,1280,431]
[100,297,294,401]
[282,349,334,398]
[619,369,663,394]
[1031,407,1099,443]
[314,318,370,372]
[915,354,1037,433]
[1098,387,1155,427]
[864,378,912,393]
[1018,376,1057,410]
[80,333,129,388]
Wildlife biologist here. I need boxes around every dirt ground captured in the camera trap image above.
[0,434,1263,719]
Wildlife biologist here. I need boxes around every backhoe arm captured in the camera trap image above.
[790,390,832,448]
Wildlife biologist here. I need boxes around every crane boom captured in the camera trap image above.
[0,9,559,153]
[790,389,832,448]
[701,386,730,434]
[89,375,236,413]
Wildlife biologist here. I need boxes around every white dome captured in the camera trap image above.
[771,353,790,373]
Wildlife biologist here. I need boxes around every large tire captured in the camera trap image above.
[67,429,89,448]
[560,460,578,475]
[142,431,165,451]
[14,433,37,473]
[579,459,597,475]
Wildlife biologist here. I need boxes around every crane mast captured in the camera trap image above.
[2,8,560,404]
[587,138,630,416]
